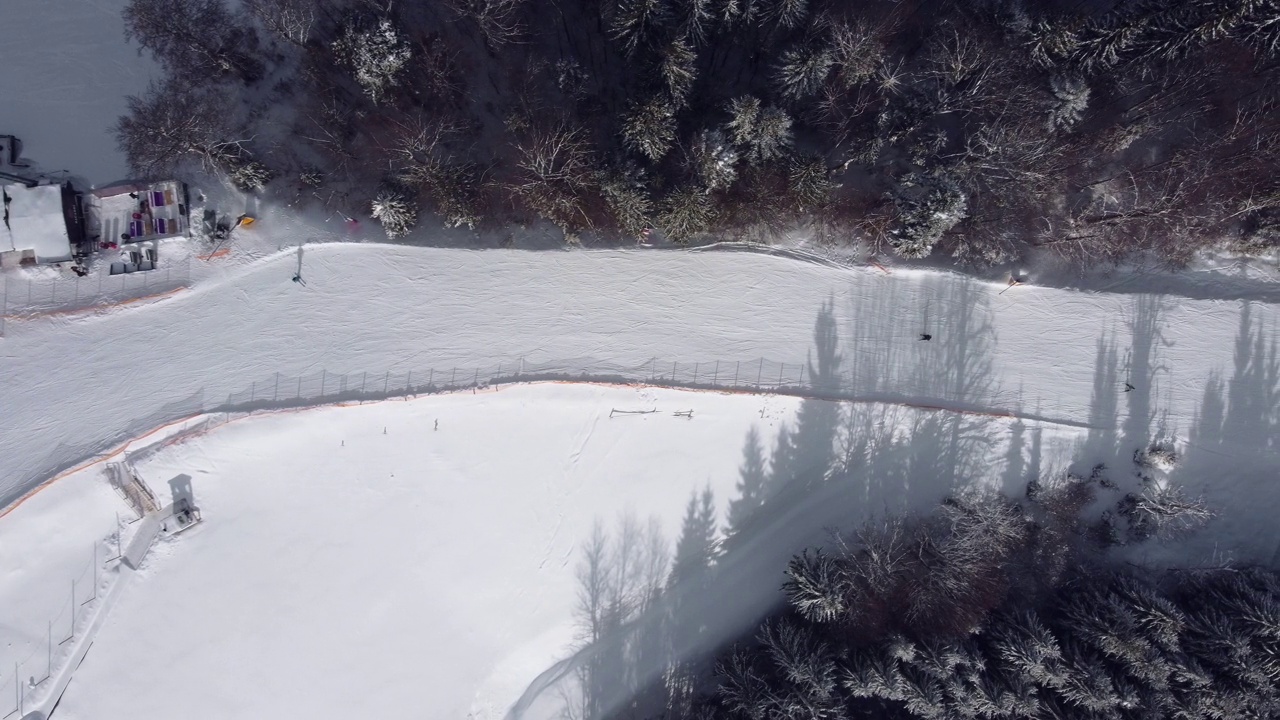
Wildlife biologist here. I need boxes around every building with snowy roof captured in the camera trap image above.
[1,181,84,267]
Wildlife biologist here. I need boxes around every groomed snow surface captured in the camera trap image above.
[0,208,1277,718]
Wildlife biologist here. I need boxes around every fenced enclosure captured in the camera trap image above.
[0,259,192,332]
[0,535,121,718]
[0,350,1046,715]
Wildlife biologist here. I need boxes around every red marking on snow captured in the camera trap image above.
[198,248,232,261]
[870,262,891,274]
[2,286,187,321]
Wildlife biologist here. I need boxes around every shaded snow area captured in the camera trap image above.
[0,0,156,185]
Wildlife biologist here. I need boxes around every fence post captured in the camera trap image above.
[275,373,280,401]
[713,361,719,385]
[321,369,326,396]
[451,368,456,387]
[693,362,699,385]
[757,358,764,388]
[407,370,413,392]
[362,372,367,395]
[474,368,479,387]
[733,361,739,386]
[384,371,389,393]
[671,360,677,382]
[778,363,785,388]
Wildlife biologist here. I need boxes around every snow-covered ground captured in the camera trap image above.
[0,0,156,185]
[0,210,1275,716]
[1,380,1092,720]
[45,385,792,719]
[3,211,1278,533]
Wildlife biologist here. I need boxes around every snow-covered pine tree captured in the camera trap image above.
[889,172,967,259]
[599,162,655,236]
[610,0,671,54]
[758,620,843,718]
[775,42,834,101]
[717,648,771,720]
[659,37,698,108]
[726,96,794,164]
[1047,75,1089,132]
[371,187,418,238]
[658,184,715,242]
[782,549,848,623]
[768,0,809,30]
[842,650,904,701]
[991,611,1067,689]
[787,154,833,213]
[689,128,739,192]
[332,17,412,105]
[622,95,678,162]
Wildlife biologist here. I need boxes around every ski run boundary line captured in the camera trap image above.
[2,377,1099,520]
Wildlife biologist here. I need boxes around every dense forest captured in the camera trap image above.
[117,0,1280,265]
[563,429,1268,720]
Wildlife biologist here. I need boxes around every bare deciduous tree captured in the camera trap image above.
[115,80,241,176]
[447,0,527,47]
[511,122,598,230]
[243,0,317,47]
[123,0,262,83]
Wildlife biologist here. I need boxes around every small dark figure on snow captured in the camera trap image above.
[1124,382,1135,392]
[291,274,306,286]
[128,192,139,199]
[920,333,932,341]
[434,420,439,431]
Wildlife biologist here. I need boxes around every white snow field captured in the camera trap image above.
[0,207,1277,717]
[0,0,156,185]
[48,385,802,720]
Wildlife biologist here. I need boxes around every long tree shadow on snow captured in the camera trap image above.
[509,293,1024,719]
[1169,301,1280,566]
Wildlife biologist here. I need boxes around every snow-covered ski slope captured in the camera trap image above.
[3,217,1279,544]
[29,385,803,719]
[0,208,1276,717]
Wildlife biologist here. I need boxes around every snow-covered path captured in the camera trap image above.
[3,239,1276,512]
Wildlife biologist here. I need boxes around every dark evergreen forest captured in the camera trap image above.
[118,0,1280,265]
